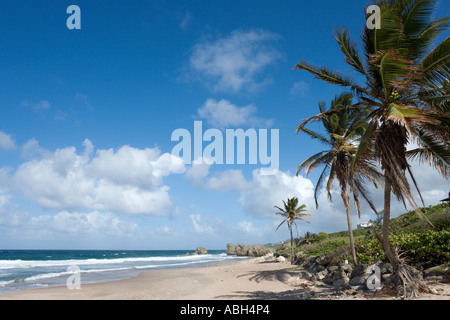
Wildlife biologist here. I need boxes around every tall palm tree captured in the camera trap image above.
[275,197,310,263]
[297,92,381,266]
[294,0,449,297]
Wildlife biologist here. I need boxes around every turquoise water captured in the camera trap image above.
[0,249,243,293]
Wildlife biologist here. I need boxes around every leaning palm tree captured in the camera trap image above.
[297,92,382,266]
[275,197,310,263]
[294,0,449,298]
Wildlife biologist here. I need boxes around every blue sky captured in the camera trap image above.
[0,0,448,250]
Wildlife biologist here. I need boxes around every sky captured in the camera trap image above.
[0,0,448,250]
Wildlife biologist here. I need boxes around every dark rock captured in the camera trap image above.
[378,262,393,274]
[349,275,368,286]
[351,264,369,278]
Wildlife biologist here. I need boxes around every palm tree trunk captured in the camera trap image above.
[382,175,399,270]
[341,187,358,266]
[289,225,294,264]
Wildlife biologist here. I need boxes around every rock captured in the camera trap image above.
[303,256,318,270]
[424,264,448,278]
[328,265,339,272]
[329,269,347,283]
[311,269,328,281]
[294,252,308,265]
[378,262,393,274]
[226,243,236,255]
[226,243,273,257]
[316,255,332,266]
[340,263,353,273]
[286,276,308,287]
[298,270,313,280]
[333,277,349,288]
[351,264,369,278]
[276,242,291,251]
[195,247,207,255]
[247,244,274,257]
[235,244,248,256]
[276,256,287,263]
[349,275,368,286]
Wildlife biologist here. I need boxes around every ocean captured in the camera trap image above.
[0,249,246,294]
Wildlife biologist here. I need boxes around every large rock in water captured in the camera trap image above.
[195,247,207,254]
[226,243,274,257]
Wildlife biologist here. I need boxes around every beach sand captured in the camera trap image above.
[0,255,448,300]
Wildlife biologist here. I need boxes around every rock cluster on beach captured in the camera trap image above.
[226,243,275,257]
[284,251,395,288]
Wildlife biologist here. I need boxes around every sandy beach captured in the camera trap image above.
[0,255,448,300]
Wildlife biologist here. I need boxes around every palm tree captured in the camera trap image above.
[297,92,382,266]
[294,0,449,297]
[275,197,310,263]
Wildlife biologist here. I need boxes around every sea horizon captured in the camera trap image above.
[0,248,246,294]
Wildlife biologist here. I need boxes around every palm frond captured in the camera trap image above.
[293,60,369,96]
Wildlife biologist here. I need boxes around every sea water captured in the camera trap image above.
[0,249,245,293]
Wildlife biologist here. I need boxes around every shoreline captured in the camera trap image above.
[0,254,448,300]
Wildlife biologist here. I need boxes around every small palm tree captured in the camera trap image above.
[275,197,310,263]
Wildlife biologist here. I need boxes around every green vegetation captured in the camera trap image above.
[275,203,450,269]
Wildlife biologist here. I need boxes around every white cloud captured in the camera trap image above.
[13,140,186,216]
[23,100,51,112]
[206,169,250,191]
[0,131,16,151]
[190,214,213,233]
[197,98,272,128]
[185,157,211,187]
[239,169,315,219]
[189,29,282,94]
[290,81,310,98]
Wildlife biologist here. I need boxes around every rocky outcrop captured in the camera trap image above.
[292,252,395,289]
[195,247,208,255]
[226,243,274,257]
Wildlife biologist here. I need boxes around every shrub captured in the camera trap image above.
[356,229,450,267]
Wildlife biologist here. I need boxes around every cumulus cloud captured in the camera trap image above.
[197,98,272,129]
[239,169,315,219]
[189,29,282,94]
[0,131,16,151]
[13,139,186,216]
[185,165,316,219]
